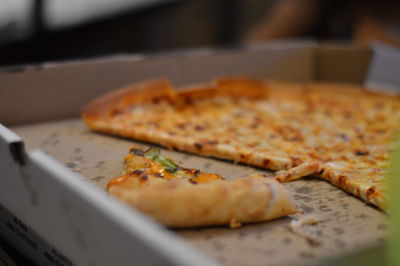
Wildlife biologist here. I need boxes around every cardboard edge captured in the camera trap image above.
[0,125,219,266]
[313,44,373,83]
[0,40,317,73]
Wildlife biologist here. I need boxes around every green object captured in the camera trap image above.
[144,148,179,173]
[389,136,400,266]
[157,157,179,173]
[144,148,160,161]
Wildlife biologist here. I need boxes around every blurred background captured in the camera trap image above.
[0,0,400,66]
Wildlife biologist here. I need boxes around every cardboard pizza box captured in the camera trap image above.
[0,42,394,266]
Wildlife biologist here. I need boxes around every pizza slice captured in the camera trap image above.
[82,77,400,210]
[107,147,297,228]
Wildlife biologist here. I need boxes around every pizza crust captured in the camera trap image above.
[82,78,176,123]
[108,175,297,228]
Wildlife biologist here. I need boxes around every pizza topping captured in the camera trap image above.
[339,133,350,142]
[194,125,205,131]
[144,148,179,173]
[354,150,370,156]
[124,154,152,169]
[143,147,160,160]
[130,147,144,156]
[194,143,203,150]
[122,147,225,184]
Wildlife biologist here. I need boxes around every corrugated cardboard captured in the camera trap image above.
[0,43,389,266]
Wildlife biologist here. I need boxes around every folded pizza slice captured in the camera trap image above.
[107,147,297,228]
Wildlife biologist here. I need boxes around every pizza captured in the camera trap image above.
[82,77,400,210]
[106,146,296,227]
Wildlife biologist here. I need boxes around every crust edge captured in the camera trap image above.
[81,78,176,125]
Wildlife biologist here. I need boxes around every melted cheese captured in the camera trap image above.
[107,150,224,191]
[96,82,400,210]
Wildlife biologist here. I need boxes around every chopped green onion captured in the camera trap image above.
[157,157,179,173]
[144,148,160,161]
[144,148,179,173]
